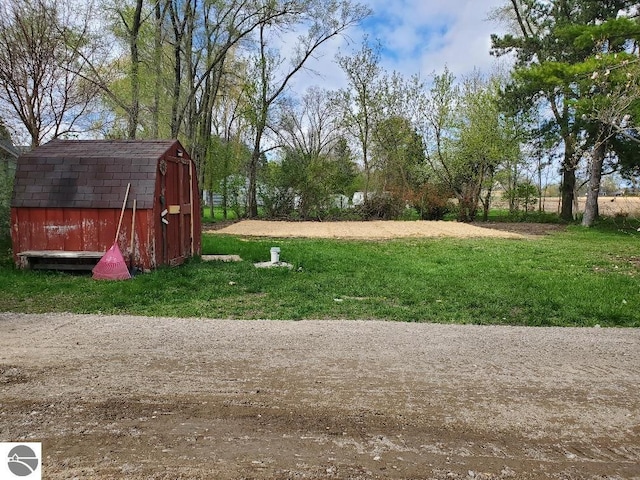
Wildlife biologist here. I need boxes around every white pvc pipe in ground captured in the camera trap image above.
[270,247,280,264]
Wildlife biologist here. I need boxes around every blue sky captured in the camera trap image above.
[291,0,511,92]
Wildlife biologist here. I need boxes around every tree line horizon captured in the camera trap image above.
[0,0,639,226]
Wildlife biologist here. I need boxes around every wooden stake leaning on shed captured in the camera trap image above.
[129,198,137,274]
[92,184,132,280]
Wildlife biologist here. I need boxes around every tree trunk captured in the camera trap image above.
[482,184,492,221]
[248,138,262,218]
[510,162,518,213]
[151,1,164,138]
[560,142,577,221]
[560,169,575,221]
[169,3,183,139]
[582,139,606,227]
[247,24,269,219]
[183,5,195,148]
[538,171,543,212]
[457,191,478,222]
[481,165,495,221]
[247,157,259,218]
[222,175,228,220]
[127,0,143,139]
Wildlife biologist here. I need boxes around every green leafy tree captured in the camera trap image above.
[259,160,295,218]
[0,120,15,238]
[424,69,517,222]
[330,137,358,200]
[457,73,521,221]
[97,0,174,140]
[336,38,382,202]
[491,0,637,221]
[503,181,539,215]
[270,143,357,220]
[282,149,333,219]
[205,136,250,219]
[573,50,640,225]
[261,125,357,220]
[270,87,355,219]
[371,115,425,202]
[206,56,253,219]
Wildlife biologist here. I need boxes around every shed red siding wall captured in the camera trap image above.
[11,207,157,270]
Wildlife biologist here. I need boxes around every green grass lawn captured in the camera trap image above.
[201,207,241,223]
[0,224,638,326]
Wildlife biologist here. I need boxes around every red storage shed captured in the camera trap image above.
[11,139,201,271]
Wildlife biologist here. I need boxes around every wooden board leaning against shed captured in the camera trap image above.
[10,139,201,271]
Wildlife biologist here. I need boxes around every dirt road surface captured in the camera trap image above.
[1,313,639,479]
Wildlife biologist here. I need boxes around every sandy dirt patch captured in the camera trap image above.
[1,313,639,479]
[207,220,529,240]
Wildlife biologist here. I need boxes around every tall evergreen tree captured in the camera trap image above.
[491,0,637,221]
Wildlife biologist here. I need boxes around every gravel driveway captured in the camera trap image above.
[1,313,639,479]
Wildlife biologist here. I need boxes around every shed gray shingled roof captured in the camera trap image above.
[12,139,178,209]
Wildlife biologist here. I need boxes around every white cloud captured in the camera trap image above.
[288,0,512,94]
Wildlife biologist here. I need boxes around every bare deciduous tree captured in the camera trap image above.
[0,0,98,146]
[277,86,341,159]
[244,0,370,217]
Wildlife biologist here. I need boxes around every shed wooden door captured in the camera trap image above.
[163,156,193,265]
